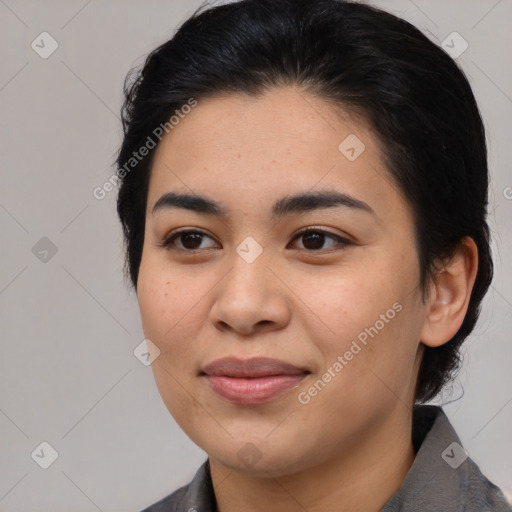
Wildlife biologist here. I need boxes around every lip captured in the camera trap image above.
[201,357,309,405]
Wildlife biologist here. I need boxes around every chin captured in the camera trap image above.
[204,431,322,478]
[212,448,303,477]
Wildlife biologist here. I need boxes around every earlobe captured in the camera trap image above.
[420,237,479,348]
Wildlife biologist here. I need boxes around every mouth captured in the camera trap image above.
[200,357,310,405]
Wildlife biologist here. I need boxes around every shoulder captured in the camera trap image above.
[139,485,189,512]
[463,456,512,511]
[382,405,512,511]
[140,459,216,512]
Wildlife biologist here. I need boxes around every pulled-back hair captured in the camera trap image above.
[116,0,493,403]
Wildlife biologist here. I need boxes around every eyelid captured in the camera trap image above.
[292,226,351,241]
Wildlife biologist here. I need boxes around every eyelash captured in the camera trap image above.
[158,227,351,254]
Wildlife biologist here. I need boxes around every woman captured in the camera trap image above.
[116,0,511,510]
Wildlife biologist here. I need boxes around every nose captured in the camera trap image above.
[209,250,291,337]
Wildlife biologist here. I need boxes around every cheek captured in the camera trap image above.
[137,272,172,345]
[137,257,206,347]
[300,253,422,395]
[297,259,405,348]
[136,260,209,424]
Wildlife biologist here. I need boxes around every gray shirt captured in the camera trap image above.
[141,405,511,511]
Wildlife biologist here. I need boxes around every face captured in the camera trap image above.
[137,86,429,477]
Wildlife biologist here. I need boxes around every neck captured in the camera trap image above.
[210,406,415,512]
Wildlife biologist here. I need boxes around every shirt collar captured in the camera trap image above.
[380,405,466,511]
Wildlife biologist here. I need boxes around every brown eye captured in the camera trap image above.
[160,230,218,252]
[301,231,325,250]
[290,228,350,252]
[159,227,350,254]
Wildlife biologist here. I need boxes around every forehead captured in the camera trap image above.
[146,87,405,221]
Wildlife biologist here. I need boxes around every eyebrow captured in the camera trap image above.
[152,190,376,219]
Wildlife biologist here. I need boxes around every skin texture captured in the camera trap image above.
[136,86,478,512]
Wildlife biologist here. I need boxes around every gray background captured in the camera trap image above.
[0,0,511,510]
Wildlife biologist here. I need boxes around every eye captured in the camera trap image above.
[158,227,351,254]
[289,228,351,252]
[159,229,219,252]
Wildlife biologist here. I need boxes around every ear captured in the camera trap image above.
[420,237,479,348]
